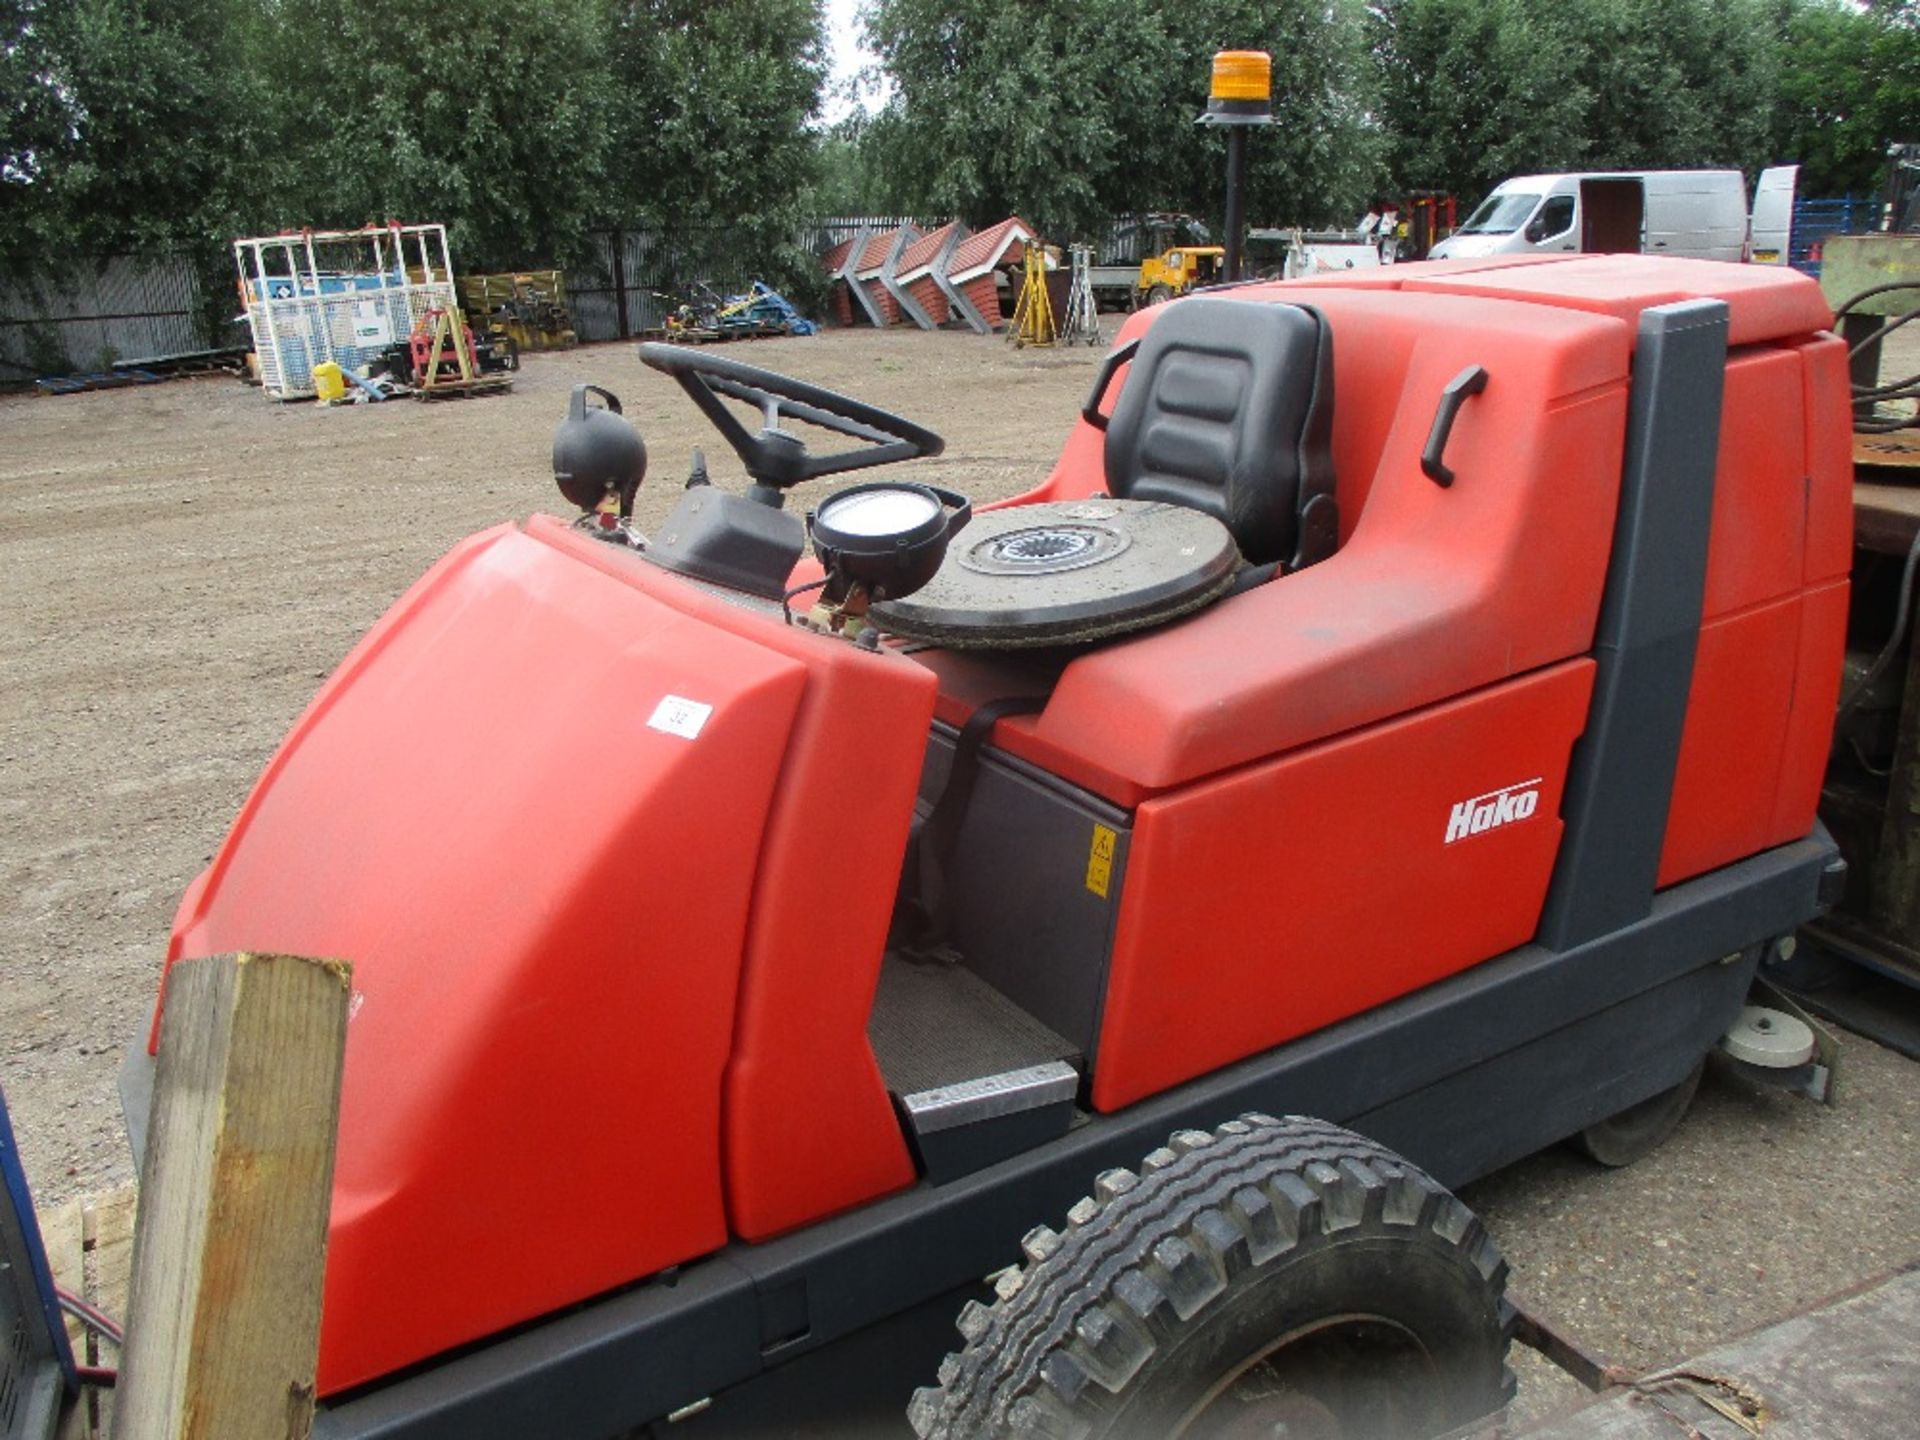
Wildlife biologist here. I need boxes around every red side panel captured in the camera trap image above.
[1769,579,1850,844]
[1798,333,1856,586]
[1657,598,1802,887]
[715,630,931,1239]
[1092,661,1594,1112]
[716,684,927,1236]
[524,519,929,1242]
[1700,349,1808,618]
[165,527,810,1393]
[1659,334,1853,887]
[1309,301,1424,538]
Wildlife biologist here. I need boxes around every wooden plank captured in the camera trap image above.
[86,1184,138,1320]
[39,1197,86,1356]
[33,1184,139,1440]
[114,953,351,1440]
[1855,430,1920,473]
[41,1197,93,1440]
[85,1184,136,1439]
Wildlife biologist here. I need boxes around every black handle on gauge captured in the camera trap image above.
[923,484,973,539]
[1421,365,1489,488]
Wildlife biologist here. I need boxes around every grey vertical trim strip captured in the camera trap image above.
[1537,298,1730,952]
[935,242,991,335]
[883,234,936,331]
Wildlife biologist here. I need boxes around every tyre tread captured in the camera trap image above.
[908,1113,1515,1440]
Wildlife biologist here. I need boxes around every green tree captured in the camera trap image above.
[1776,0,1920,196]
[2,2,69,199]
[2,0,275,270]
[288,0,616,270]
[864,0,1380,241]
[1373,0,1790,204]
[1566,0,1783,175]
[1371,0,1587,199]
[810,114,909,215]
[605,0,827,257]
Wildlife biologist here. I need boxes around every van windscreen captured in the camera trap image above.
[1458,193,1541,235]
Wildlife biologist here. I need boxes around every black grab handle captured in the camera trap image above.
[1421,365,1489,488]
[568,383,623,422]
[1080,339,1141,432]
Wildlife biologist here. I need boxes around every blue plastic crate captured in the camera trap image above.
[1790,196,1873,278]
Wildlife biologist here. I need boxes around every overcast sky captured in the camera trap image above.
[822,0,888,124]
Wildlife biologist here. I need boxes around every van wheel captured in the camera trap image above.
[908,1114,1515,1440]
[1574,1058,1707,1168]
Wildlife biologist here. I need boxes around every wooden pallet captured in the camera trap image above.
[1856,428,1920,471]
[40,1184,137,1440]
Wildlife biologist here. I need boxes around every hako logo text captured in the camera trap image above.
[1445,778,1542,844]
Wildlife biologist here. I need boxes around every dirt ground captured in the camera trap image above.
[2,320,1917,1424]
[0,326,1107,1206]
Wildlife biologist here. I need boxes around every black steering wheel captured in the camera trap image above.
[639,342,944,501]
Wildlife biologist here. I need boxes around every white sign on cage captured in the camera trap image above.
[352,299,392,347]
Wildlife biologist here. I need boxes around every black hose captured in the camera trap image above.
[1834,525,1920,730]
[1835,281,1920,435]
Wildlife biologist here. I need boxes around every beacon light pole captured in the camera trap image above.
[1197,51,1274,283]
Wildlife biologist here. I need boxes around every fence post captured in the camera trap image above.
[114,953,351,1440]
[611,227,630,340]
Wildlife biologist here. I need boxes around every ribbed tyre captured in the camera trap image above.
[908,1114,1515,1440]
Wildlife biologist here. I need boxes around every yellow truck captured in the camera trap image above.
[1135,245,1225,305]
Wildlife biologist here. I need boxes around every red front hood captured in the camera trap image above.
[159,521,929,1393]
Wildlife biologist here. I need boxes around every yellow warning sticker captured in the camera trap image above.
[1086,824,1118,899]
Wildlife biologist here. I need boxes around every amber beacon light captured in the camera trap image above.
[1198,50,1274,283]
[1206,50,1273,114]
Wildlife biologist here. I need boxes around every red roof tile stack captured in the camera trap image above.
[894,222,964,326]
[821,234,860,328]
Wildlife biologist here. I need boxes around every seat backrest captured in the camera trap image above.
[1104,297,1337,568]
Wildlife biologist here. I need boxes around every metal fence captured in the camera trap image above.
[0,254,212,379]
[1790,196,1875,277]
[3,213,1139,371]
[569,217,933,342]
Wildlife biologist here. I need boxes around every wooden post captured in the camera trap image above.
[114,953,351,1440]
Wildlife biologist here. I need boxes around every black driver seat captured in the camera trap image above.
[1104,297,1338,569]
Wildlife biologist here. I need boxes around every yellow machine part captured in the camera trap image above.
[455,271,578,352]
[1010,244,1057,348]
[1136,246,1226,303]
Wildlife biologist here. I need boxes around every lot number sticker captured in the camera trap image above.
[648,695,713,740]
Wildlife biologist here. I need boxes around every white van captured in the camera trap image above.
[1748,165,1800,265]
[1430,170,1750,262]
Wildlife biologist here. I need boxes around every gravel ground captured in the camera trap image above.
[2,315,1916,1429]
[0,326,1111,1207]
